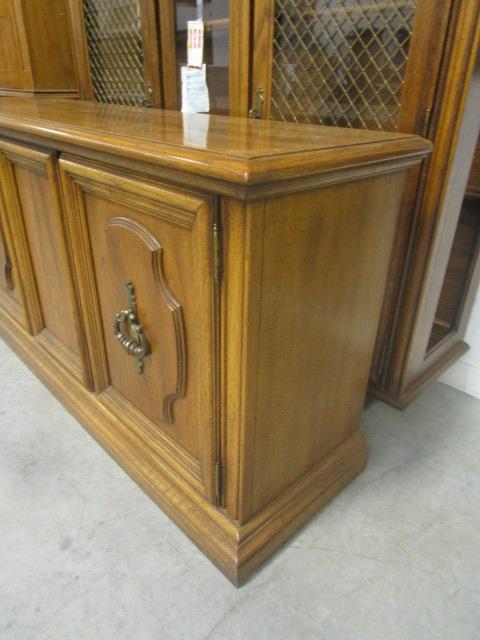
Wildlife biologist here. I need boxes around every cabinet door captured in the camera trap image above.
[69,0,162,107]
[158,0,251,116]
[59,159,218,500]
[0,140,84,380]
[252,0,451,134]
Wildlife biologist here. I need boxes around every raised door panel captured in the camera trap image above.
[59,158,218,499]
[0,139,84,380]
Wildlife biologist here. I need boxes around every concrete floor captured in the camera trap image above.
[1,337,480,640]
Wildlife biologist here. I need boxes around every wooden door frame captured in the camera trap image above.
[372,0,456,386]
[386,2,480,402]
[66,0,94,100]
[139,0,163,107]
[66,0,163,107]
[157,0,252,116]
[251,0,275,119]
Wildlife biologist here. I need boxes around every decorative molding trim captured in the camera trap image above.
[369,339,469,409]
[58,161,110,392]
[106,216,187,423]
[0,138,53,175]
[101,386,203,490]
[59,156,205,227]
[0,129,430,202]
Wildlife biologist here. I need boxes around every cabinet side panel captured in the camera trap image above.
[21,0,76,91]
[247,174,406,516]
[0,0,31,89]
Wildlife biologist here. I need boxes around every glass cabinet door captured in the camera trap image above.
[178,1,228,114]
[81,0,161,107]
[159,0,251,116]
[252,0,451,133]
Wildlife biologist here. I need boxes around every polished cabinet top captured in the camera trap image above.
[0,98,431,186]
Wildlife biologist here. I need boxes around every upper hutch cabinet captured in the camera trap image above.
[68,0,251,115]
[0,0,77,97]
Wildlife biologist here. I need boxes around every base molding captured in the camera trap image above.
[369,340,469,410]
[0,306,367,585]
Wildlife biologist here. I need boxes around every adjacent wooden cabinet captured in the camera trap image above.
[252,0,480,407]
[0,98,429,583]
[0,0,77,98]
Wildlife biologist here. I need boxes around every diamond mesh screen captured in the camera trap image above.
[83,0,147,106]
[271,0,417,130]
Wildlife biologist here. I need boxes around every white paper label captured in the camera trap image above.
[187,20,204,68]
[182,113,210,148]
[181,64,210,114]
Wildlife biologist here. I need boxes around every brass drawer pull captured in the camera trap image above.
[113,282,150,374]
[4,261,14,290]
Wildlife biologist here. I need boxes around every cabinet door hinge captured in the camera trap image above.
[4,260,13,290]
[421,107,433,139]
[143,81,153,107]
[248,88,264,119]
[213,215,223,283]
[214,461,223,505]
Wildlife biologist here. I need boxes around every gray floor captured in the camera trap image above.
[1,337,480,640]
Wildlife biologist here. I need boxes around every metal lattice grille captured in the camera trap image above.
[83,0,146,106]
[271,0,417,130]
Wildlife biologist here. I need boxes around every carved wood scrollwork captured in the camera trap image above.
[106,217,187,423]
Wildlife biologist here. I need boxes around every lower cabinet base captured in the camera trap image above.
[369,340,469,410]
[0,305,367,586]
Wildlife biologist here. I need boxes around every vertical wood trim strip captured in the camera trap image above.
[66,0,95,100]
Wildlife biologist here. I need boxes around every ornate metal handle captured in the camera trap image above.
[113,282,150,374]
[4,261,13,290]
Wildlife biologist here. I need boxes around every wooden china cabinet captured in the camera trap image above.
[66,0,480,407]
[0,96,429,583]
